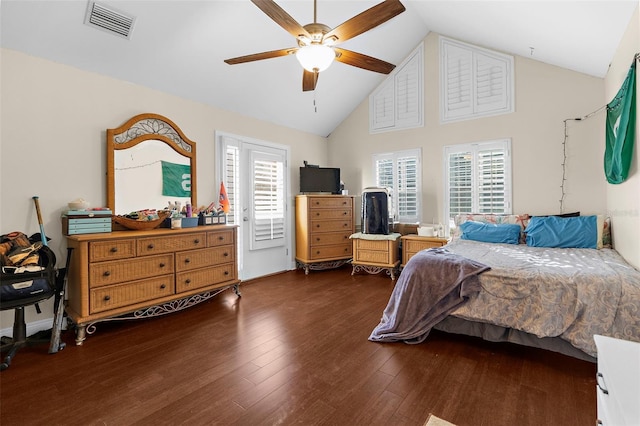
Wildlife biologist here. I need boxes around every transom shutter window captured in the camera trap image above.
[373,149,421,223]
[251,153,285,250]
[440,36,514,123]
[444,139,511,220]
[370,42,424,133]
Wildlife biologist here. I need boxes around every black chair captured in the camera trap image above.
[1,246,58,370]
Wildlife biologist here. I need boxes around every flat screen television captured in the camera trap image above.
[300,167,341,194]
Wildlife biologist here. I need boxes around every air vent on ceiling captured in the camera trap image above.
[84,1,136,39]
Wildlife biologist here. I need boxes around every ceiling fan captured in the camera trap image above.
[224,0,406,92]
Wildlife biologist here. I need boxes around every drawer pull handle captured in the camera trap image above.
[316,238,320,242]
[194,239,200,244]
[316,224,320,228]
[185,258,191,263]
[110,247,118,253]
[185,279,191,284]
[218,236,224,240]
[148,244,155,250]
[223,252,229,257]
[224,271,229,276]
[316,251,320,254]
[160,284,166,289]
[160,263,166,268]
[596,372,609,395]
[104,295,111,301]
[103,271,111,277]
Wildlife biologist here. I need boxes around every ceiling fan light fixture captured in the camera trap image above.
[296,44,335,72]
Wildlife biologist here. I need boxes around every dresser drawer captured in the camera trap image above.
[175,246,235,272]
[309,244,352,260]
[207,229,235,247]
[355,249,392,264]
[90,275,175,313]
[89,239,136,262]
[308,197,353,209]
[137,233,206,256]
[90,254,174,287]
[309,231,352,247]
[310,220,353,233]
[176,263,237,293]
[308,209,352,220]
[404,239,445,253]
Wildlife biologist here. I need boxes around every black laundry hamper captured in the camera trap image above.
[1,245,58,370]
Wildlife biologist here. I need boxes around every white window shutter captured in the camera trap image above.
[373,149,421,223]
[444,140,511,220]
[370,42,424,133]
[474,52,509,114]
[251,152,285,250]
[371,79,395,131]
[442,43,473,120]
[440,37,514,123]
[395,48,422,128]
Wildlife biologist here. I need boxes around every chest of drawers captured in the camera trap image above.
[295,195,355,274]
[66,225,239,344]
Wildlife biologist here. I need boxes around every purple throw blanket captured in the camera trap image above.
[369,247,490,344]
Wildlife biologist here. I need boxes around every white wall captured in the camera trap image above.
[0,48,328,329]
[328,32,607,229]
[604,6,640,268]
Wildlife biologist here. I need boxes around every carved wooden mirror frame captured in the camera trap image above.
[106,113,197,214]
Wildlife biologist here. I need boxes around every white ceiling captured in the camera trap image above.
[1,1,637,137]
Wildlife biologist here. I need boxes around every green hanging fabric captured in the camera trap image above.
[604,61,636,184]
[161,161,191,197]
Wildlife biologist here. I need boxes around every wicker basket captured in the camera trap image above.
[113,211,172,231]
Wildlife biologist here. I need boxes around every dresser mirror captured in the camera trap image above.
[106,113,197,215]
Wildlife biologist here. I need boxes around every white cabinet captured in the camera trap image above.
[594,335,640,425]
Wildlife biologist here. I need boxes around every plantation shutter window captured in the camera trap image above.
[444,139,511,220]
[251,151,285,250]
[370,43,424,133]
[224,145,240,225]
[373,149,421,223]
[440,37,514,123]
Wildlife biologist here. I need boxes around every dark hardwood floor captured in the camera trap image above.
[1,266,597,425]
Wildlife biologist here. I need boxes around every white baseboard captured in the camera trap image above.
[0,316,54,338]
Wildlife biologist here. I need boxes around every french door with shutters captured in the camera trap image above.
[216,132,292,281]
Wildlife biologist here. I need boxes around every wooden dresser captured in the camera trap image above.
[65,225,239,345]
[295,194,355,274]
[401,235,449,267]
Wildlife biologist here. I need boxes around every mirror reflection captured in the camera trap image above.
[114,140,191,215]
[106,113,197,216]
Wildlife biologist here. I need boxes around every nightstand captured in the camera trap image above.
[350,233,401,280]
[401,235,449,267]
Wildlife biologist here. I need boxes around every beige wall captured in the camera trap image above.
[0,48,327,328]
[328,32,607,229]
[604,6,640,268]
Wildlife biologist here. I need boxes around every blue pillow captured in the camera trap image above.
[459,221,521,244]
[525,215,597,248]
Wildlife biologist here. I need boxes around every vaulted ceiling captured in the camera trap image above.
[1,1,637,137]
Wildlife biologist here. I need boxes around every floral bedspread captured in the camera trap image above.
[444,239,640,357]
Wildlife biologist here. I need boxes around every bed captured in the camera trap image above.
[369,214,640,362]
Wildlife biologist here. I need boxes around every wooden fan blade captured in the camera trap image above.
[302,70,318,92]
[323,0,405,45]
[224,48,297,65]
[251,0,310,40]
[334,48,395,74]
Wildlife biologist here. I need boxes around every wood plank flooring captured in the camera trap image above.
[0,267,597,425]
